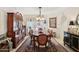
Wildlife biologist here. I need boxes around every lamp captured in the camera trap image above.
[69,21,74,25]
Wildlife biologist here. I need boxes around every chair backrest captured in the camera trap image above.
[29,29,33,36]
[48,30,53,37]
[37,34,48,45]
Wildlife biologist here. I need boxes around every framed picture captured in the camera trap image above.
[49,17,57,28]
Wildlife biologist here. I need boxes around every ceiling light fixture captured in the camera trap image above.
[36,7,44,21]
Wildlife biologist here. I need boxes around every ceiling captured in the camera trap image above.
[0,7,67,15]
[0,7,79,16]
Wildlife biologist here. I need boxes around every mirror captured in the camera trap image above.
[76,14,79,25]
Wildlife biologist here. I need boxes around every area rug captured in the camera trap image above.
[25,38,68,52]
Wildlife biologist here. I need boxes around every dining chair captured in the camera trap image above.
[47,29,53,39]
[36,34,48,49]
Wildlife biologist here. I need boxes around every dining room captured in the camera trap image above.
[1,7,79,52]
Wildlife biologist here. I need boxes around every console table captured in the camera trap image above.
[64,32,79,51]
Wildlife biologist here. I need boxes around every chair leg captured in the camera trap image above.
[37,45,39,52]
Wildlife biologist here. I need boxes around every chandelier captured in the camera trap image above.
[36,7,45,20]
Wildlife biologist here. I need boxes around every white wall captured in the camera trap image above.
[0,7,79,41]
[55,8,79,41]
[22,8,79,41]
[0,10,7,35]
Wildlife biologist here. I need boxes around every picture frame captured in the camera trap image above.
[49,17,57,28]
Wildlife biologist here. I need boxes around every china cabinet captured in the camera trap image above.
[7,12,26,48]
